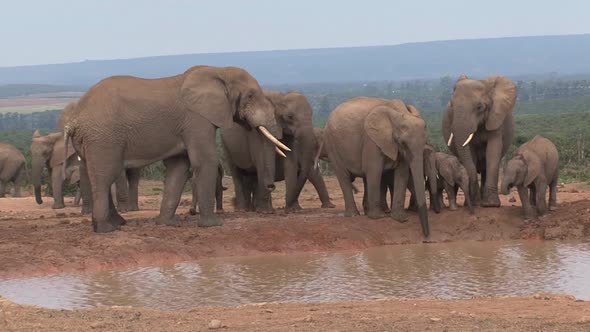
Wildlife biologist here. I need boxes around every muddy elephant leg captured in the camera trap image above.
[308,167,335,208]
[195,161,223,227]
[482,139,502,207]
[87,158,126,233]
[365,159,385,219]
[114,171,129,212]
[79,161,93,215]
[445,182,458,210]
[155,156,190,226]
[189,173,198,215]
[215,172,224,213]
[74,186,81,206]
[391,162,410,223]
[535,178,548,217]
[529,184,536,207]
[333,162,359,217]
[517,185,534,220]
[51,167,65,209]
[12,167,24,197]
[126,168,141,211]
[549,180,557,211]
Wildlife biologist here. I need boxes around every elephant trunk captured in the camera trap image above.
[285,127,316,207]
[500,170,514,195]
[31,157,44,205]
[259,137,276,193]
[460,173,475,214]
[410,157,430,238]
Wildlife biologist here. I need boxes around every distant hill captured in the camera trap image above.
[1,34,590,86]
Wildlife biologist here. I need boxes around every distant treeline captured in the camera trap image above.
[0,84,86,98]
[0,110,62,131]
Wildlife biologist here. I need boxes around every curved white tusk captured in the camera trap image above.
[77,156,81,161]
[447,133,454,146]
[462,133,474,147]
[258,126,292,152]
[425,176,428,182]
[275,146,286,158]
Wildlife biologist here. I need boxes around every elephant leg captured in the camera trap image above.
[228,166,250,212]
[114,171,129,212]
[380,172,391,213]
[12,167,24,197]
[283,152,301,212]
[517,185,534,220]
[437,185,446,209]
[0,181,5,197]
[87,157,126,233]
[44,168,53,197]
[445,182,458,210]
[215,172,224,213]
[51,168,65,209]
[481,139,502,207]
[535,178,548,217]
[549,179,558,211]
[127,168,141,211]
[361,177,369,215]
[189,173,198,215]
[529,184,536,207]
[79,161,93,215]
[195,161,223,226]
[365,163,385,219]
[155,155,190,226]
[328,150,359,217]
[407,178,418,212]
[308,167,335,208]
[391,162,410,223]
[74,186,81,206]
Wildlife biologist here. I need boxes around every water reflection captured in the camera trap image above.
[0,241,589,310]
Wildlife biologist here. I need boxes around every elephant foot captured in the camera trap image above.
[51,202,66,209]
[407,204,418,212]
[285,202,303,213]
[367,209,386,219]
[449,203,458,211]
[198,215,222,227]
[93,220,121,233]
[344,208,360,217]
[549,205,557,211]
[523,207,536,220]
[81,206,92,215]
[257,207,275,214]
[188,208,198,215]
[215,209,224,214]
[482,193,501,208]
[321,201,336,209]
[391,210,409,223]
[155,216,181,226]
[127,205,140,212]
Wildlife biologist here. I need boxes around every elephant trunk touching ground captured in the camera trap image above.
[32,157,44,205]
[409,149,430,237]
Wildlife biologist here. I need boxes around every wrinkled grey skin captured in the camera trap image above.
[442,74,517,208]
[30,130,80,208]
[404,144,441,214]
[58,102,141,214]
[0,142,26,198]
[314,127,359,196]
[63,66,284,233]
[433,152,474,214]
[189,164,227,214]
[324,97,431,237]
[500,135,559,219]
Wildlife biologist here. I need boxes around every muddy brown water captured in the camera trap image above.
[0,241,589,310]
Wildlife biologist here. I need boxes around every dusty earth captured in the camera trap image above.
[1,294,590,331]
[1,177,590,331]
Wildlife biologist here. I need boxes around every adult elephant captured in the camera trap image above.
[63,65,287,233]
[58,103,141,213]
[30,130,81,208]
[442,74,516,207]
[222,90,329,212]
[0,142,26,197]
[324,97,430,237]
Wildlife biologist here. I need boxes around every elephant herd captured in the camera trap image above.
[0,66,560,237]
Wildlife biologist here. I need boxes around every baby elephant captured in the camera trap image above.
[500,135,559,219]
[434,152,474,214]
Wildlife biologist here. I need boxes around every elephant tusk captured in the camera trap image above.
[447,133,454,146]
[425,176,428,182]
[462,133,474,147]
[258,126,292,152]
[275,146,286,158]
[77,156,81,161]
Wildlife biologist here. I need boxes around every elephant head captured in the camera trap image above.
[444,75,517,201]
[500,155,528,195]
[179,66,288,191]
[265,90,317,206]
[30,130,73,204]
[365,102,430,236]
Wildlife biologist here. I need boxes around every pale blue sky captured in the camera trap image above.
[0,0,588,67]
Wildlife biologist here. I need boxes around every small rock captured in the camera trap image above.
[430,317,441,322]
[208,319,222,329]
[264,309,273,313]
[303,315,313,322]
[533,293,542,300]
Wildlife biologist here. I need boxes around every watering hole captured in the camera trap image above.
[1,241,589,310]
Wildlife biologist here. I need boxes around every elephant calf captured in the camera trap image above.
[501,135,559,219]
[433,152,474,214]
[0,142,26,197]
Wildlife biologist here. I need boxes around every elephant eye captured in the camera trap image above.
[476,103,485,111]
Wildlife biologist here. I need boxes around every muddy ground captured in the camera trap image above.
[1,177,589,279]
[1,294,590,331]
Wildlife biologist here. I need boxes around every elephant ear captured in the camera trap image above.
[365,106,398,161]
[32,129,41,138]
[522,151,540,187]
[439,163,455,186]
[485,76,516,131]
[180,68,233,129]
[405,104,422,117]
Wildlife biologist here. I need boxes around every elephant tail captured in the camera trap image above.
[313,140,324,171]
